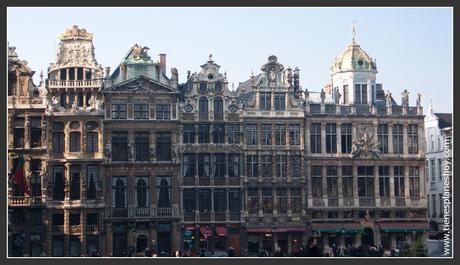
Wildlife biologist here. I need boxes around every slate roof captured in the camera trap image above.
[434,113,452,129]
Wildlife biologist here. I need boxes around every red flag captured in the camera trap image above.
[13,156,31,196]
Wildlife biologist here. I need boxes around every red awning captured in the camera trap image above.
[246,226,308,233]
[379,222,429,230]
[200,226,213,237]
[185,224,195,231]
[215,225,228,236]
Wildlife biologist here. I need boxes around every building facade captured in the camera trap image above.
[424,107,452,233]
[8,25,429,257]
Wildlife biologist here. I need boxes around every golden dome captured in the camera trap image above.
[330,42,377,74]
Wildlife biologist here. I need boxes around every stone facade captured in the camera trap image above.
[8,25,429,257]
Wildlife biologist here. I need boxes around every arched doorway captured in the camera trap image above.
[136,235,148,253]
[362,228,374,246]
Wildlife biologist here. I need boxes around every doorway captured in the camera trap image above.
[361,228,374,246]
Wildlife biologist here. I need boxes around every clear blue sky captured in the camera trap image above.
[7,7,452,113]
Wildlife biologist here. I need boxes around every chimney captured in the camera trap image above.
[159,54,166,75]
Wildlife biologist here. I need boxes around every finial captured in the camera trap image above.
[209,53,213,61]
[224,71,227,78]
[39,71,44,81]
[352,20,358,44]
[251,69,254,77]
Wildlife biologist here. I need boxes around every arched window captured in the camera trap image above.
[157,176,171,208]
[199,96,208,120]
[136,177,149,208]
[136,235,148,253]
[214,97,224,120]
[113,178,126,208]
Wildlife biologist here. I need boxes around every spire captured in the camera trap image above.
[352,20,358,44]
[428,98,433,114]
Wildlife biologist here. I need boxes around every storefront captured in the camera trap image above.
[378,221,430,249]
[182,224,240,255]
[310,222,363,249]
[246,226,308,256]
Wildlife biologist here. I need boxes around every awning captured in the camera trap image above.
[200,226,213,237]
[246,226,308,233]
[215,225,228,236]
[311,223,362,233]
[185,224,195,231]
[379,222,430,233]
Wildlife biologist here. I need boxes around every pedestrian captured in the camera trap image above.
[227,246,235,257]
[174,250,182,257]
[306,237,322,257]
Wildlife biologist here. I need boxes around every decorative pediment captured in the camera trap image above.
[106,76,176,94]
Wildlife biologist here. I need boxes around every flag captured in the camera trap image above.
[13,156,31,196]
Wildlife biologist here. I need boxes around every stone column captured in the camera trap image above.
[322,166,327,204]
[403,123,408,155]
[305,123,311,156]
[321,123,326,155]
[24,116,30,149]
[64,209,70,256]
[306,165,312,208]
[209,125,214,144]
[351,123,357,142]
[389,166,395,207]
[336,123,342,155]
[66,68,70,81]
[337,166,343,206]
[352,166,358,206]
[404,165,410,205]
[374,166,380,206]
[418,123,424,156]
[194,125,199,144]
[419,165,426,197]
[388,123,394,155]
[80,211,86,255]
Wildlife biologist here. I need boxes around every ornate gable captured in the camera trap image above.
[105,75,176,94]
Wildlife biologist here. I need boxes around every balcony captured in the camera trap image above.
[310,104,321,114]
[395,197,406,207]
[325,104,336,114]
[52,225,65,233]
[359,197,375,207]
[69,225,82,233]
[8,196,43,207]
[85,225,99,233]
[48,79,102,89]
[343,197,354,207]
[410,198,421,207]
[380,197,391,207]
[106,207,179,219]
[312,198,325,207]
[340,106,352,114]
[356,105,371,115]
[327,197,339,207]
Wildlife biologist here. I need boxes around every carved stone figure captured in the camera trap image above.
[171,143,178,159]
[416,92,422,107]
[335,88,342,104]
[350,126,382,159]
[132,44,150,60]
[320,89,326,104]
[149,144,155,161]
[171,67,178,77]
[105,141,112,162]
[268,69,276,82]
[95,98,103,111]
[385,90,392,107]
[401,89,409,106]
[304,88,310,102]
[71,100,78,112]
[128,143,134,161]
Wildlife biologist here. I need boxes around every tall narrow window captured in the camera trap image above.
[69,165,80,200]
[343,85,349,104]
[213,124,225,143]
[8,73,16,96]
[112,176,127,208]
[199,97,208,120]
[86,165,98,200]
[261,155,272,178]
[274,93,285,110]
[290,155,301,178]
[394,166,405,197]
[379,166,390,197]
[341,124,352,153]
[326,123,337,153]
[245,124,257,145]
[198,189,211,212]
[135,132,149,161]
[247,188,258,214]
[213,189,226,213]
[311,166,323,197]
[247,155,258,178]
[393,124,403,154]
[274,124,286,145]
[53,166,65,200]
[228,189,241,213]
[198,154,211,178]
[13,118,25,148]
[261,124,272,145]
[183,124,195,144]
[408,124,419,154]
[228,124,240,144]
[134,104,149,120]
[342,166,353,197]
[354,84,368,104]
[86,121,98,153]
[289,124,301,145]
[430,159,436,181]
[228,154,240,178]
[69,132,81,152]
[112,104,127,120]
[213,153,225,178]
[260,92,271,110]
[183,189,196,214]
[182,154,195,178]
[409,166,420,197]
[135,176,149,208]
[327,166,338,197]
[276,188,287,213]
[112,132,128,161]
[53,122,65,153]
[276,155,287,178]
[198,124,210,143]
[358,166,374,197]
[262,188,273,213]
[291,188,301,213]
[29,117,42,148]
[377,124,388,154]
[214,97,224,120]
[311,123,321,153]
[29,160,41,196]
[438,158,443,181]
[156,132,171,161]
